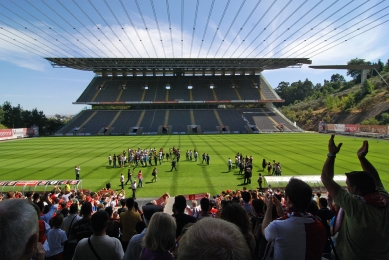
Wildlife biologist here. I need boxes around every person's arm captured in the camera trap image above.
[357,140,384,190]
[321,134,342,200]
[262,194,274,236]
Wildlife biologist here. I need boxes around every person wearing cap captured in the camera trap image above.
[321,135,389,260]
[122,204,163,260]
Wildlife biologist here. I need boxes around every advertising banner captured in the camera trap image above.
[326,124,335,131]
[334,124,345,132]
[345,124,357,132]
[0,129,13,140]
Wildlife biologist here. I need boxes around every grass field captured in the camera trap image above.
[1,133,388,197]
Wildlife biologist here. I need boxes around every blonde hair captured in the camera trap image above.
[142,212,176,252]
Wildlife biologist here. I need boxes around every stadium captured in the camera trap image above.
[1,0,389,196]
[1,1,389,259]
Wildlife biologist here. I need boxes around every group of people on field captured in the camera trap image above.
[262,159,282,176]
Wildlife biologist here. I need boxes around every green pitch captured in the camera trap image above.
[1,133,388,197]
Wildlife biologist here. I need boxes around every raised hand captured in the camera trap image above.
[328,134,343,154]
[357,140,369,158]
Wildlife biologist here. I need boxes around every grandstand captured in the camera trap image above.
[52,58,310,135]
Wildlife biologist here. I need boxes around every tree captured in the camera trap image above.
[347,58,371,82]
[330,73,346,83]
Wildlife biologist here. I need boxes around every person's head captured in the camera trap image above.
[52,213,64,228]
[69,203,79,214]
[0,199,39,260]
[306,200,319,216]
[120,199,126,207]
[220,201,251,235]
[177,217,250,260]
[105,206,113,217]
[241,191,251,203]
[80,202,93,217]
[142,204,164,226]
[200,198,210,213]
[142,212,176,252]
[91,210,109,234]
[284,178,312,212]
[126,198,135,210]
[345,171,376,196]
[173,195,187,213]
[252,199,265,215]
[319,198,328,208]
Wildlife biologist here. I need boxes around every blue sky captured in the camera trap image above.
[0,0,388,116]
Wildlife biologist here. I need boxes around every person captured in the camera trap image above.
[194,150,198,162]
[258,173,263,191]
[70,202,93,243]
[244,163,252,184]
[316,197,334,259]
[206,154,210,165]
[272,160,276,175]
[125,168,133,185]
[262,178,326,259]
[137,170,143,188]
[0,199,44,260]
[227,158,232,172]
[131,180,137,199]
[73,210,123,260]
[202,153,206,163]
[120,173,125,190]
[74,166,80,180]
[105,207,121,239]
[172,195,197,238]
[262,159,267,171]
[40,193,58,224]
[123,204,164,260]
[139,212,176,260]
[113,154,117,168]
[267,162,272,175]
[45,213,67,260]
[197,197,212,220]
[321,135,389,259]
[151,167,158,182]
[62,204,81,260]
[221,201,256,257]
[108,154,112,166]
[171,158,177,171]
[176,217,251,260]
[120,198,142,251]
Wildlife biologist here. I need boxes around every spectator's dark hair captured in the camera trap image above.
[120,199,126,207]
[285,178,312,212]
[105,206,113,217]
[126,198,135,209]
[33,193,40,201]
[136,221,146,234]
[346,171,376,196]
[319,198,328,208]
[43,205,50,214]
[80,202,93,216]
[241,192,251,203]
[36,201,44,212]
[91,210,109,233]
[252,199,264,215]
[69,204,78,214]
[307,200,319,216]
[221,201,251,235]
[52,213,64,228]
[174,195,187,212]
[200,198,210,212]
[60,207,69,217]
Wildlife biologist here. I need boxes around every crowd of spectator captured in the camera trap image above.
[1,136,389,260]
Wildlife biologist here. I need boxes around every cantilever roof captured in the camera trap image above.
[45,58,312,73]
